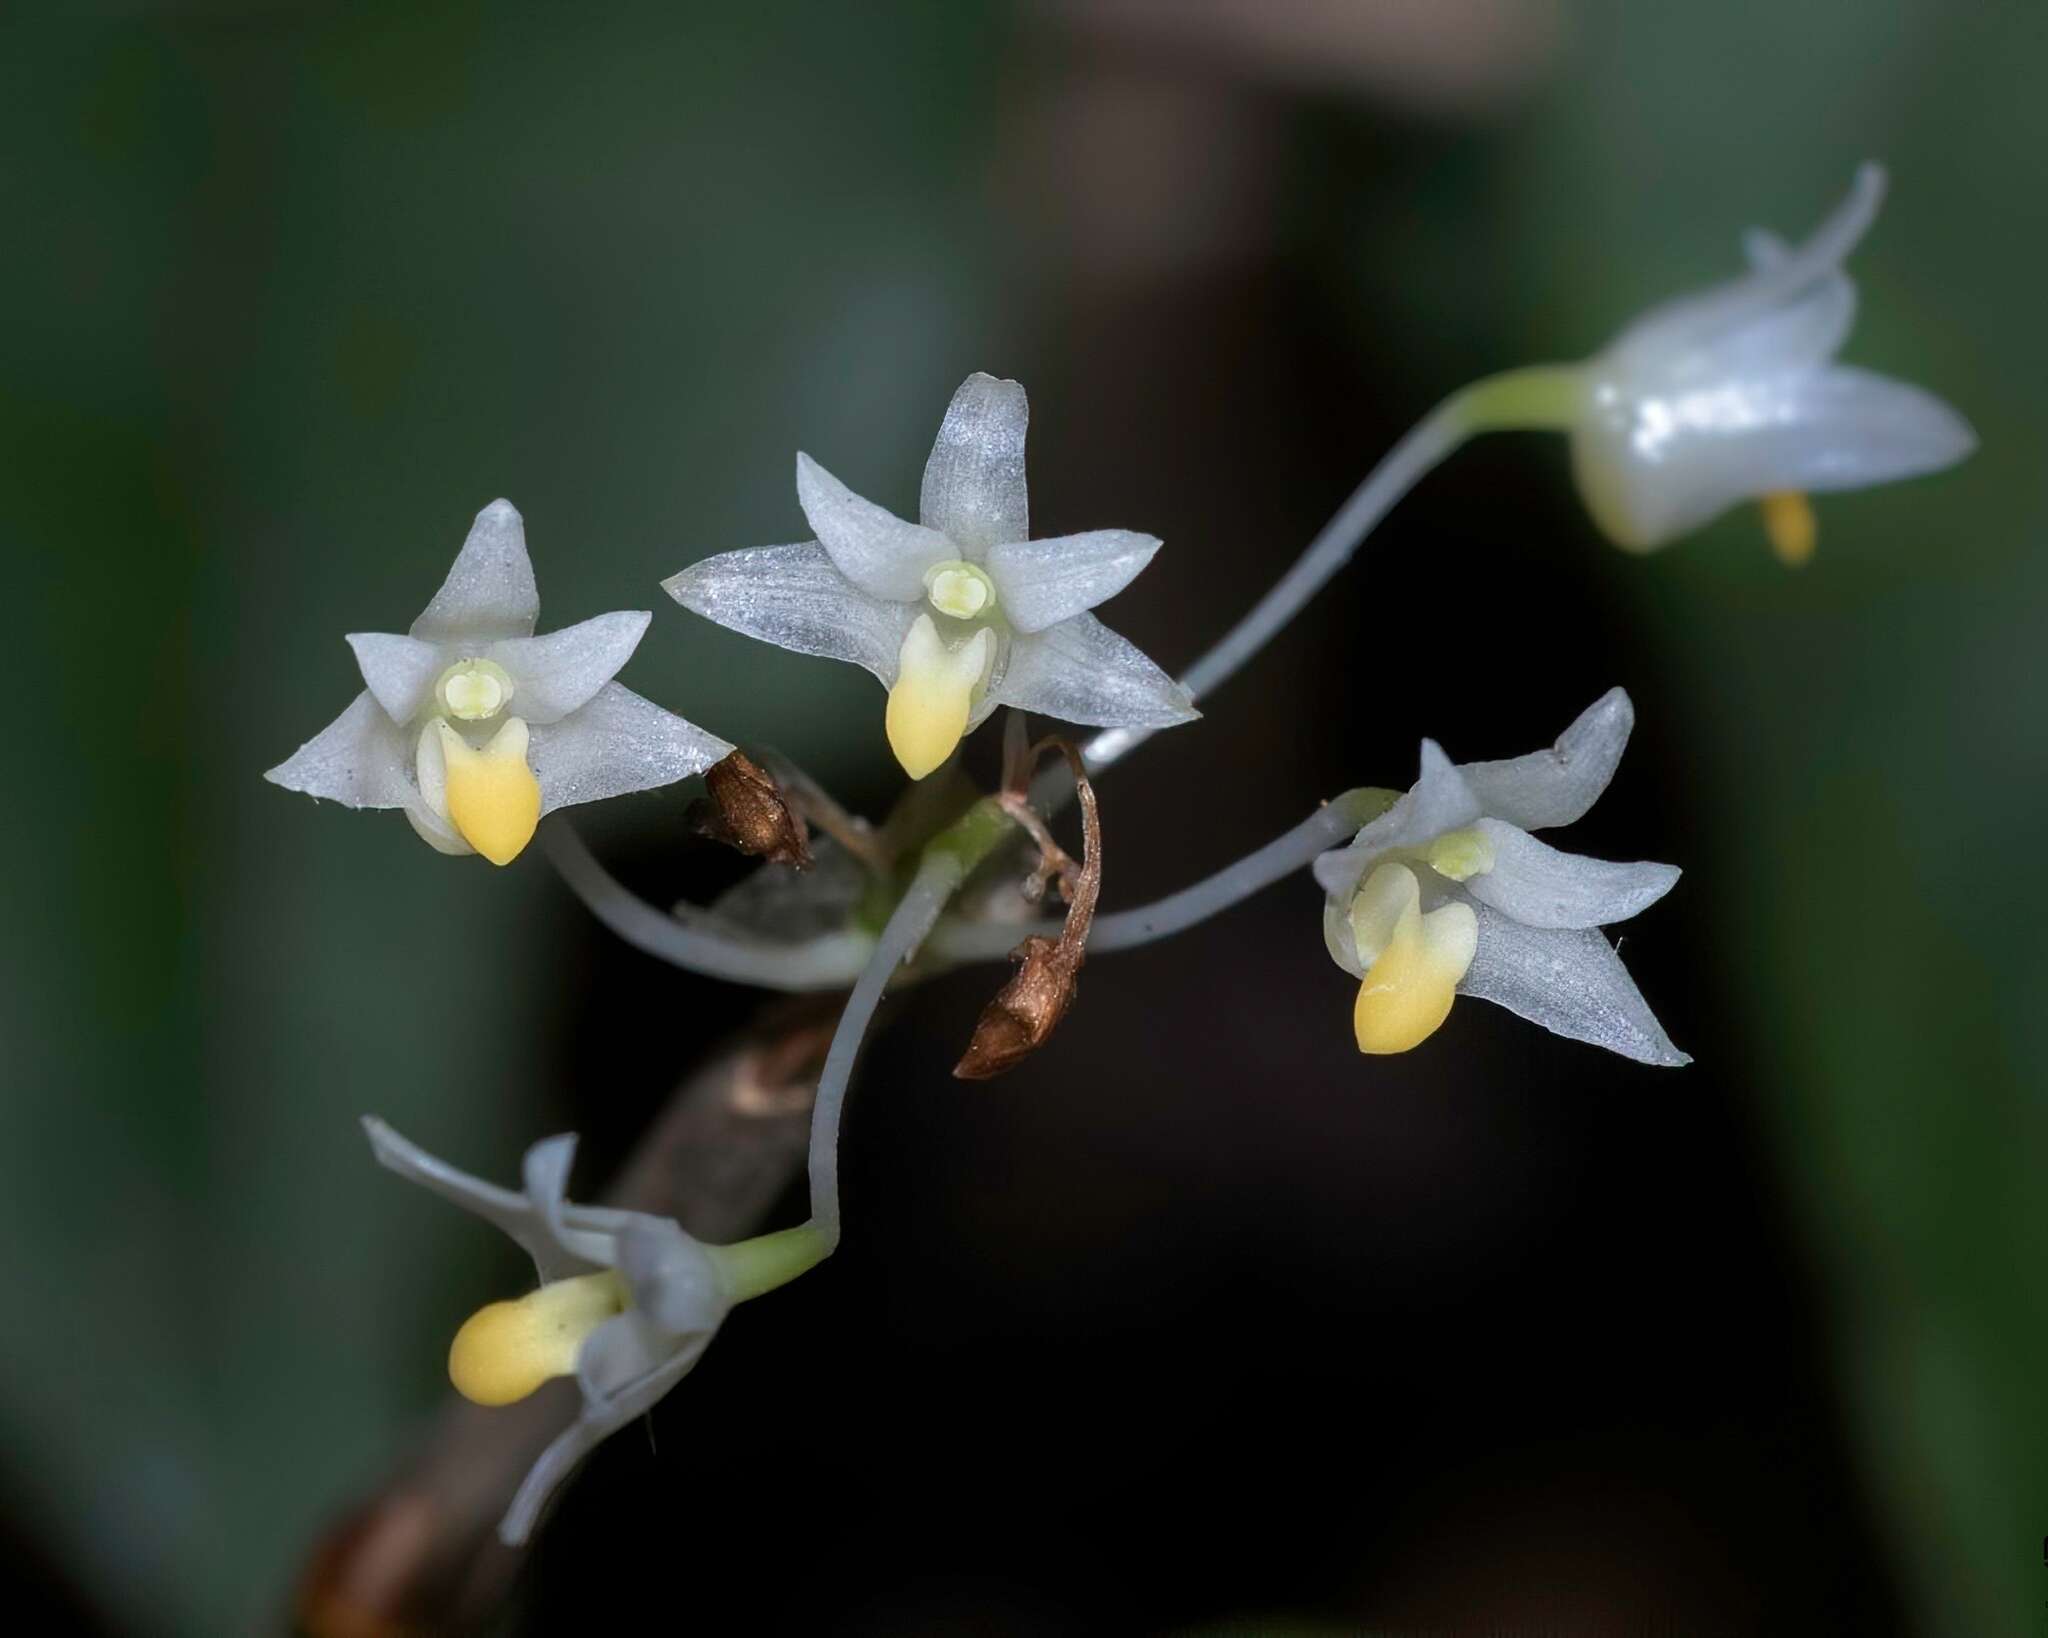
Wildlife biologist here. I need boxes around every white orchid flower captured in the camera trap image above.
[663,373,1197,780]
[363,1118,822,1545]
[266,500,732,864]
[1312,689,1686,1065]
[1568,163,1975,561]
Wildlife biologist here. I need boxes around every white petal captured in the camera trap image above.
[919,372,1029,552]
[487,610,650,725]
[796,453,955,600]
[1459,906,1690,1066]
[1459,688,1633,832]
[345,633,443,723]
[500,1330,712,1546]
[1466,819,1680,929]
[360,1117,599,1282]
[265,690,414,809]
[527,682,733,816]
[410,498,540,643]
[1571,364,1975,549]
[1311,741,1483,900]
[992,613,1197,729]
[665,542,918,684]
[984,529,1161,634]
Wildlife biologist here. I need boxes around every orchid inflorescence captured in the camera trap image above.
[268,167,1973,1545]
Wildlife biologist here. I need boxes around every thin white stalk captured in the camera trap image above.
[806,849,965,1252]
[926,793,1376,963]
[1079,398,1471,778]
[542,819,871,992]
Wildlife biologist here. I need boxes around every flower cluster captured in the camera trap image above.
[270,165,1977,1556]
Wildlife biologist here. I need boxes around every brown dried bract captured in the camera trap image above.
[693,751,812,869]
[954,735,1101,1080]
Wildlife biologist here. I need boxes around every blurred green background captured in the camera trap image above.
[4,0,2043,1632]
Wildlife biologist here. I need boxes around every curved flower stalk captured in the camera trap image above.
[1312,689,1686,1065]
[664,373,1197,781]
[1567,163,1976,558]
[363,1118,823,1545]
[267,500,731,864]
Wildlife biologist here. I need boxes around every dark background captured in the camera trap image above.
[5,2,2043,1633]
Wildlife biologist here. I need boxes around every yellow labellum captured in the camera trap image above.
[1759,490,1817,567]
[448,1269,626,1407]
[437,716,542,865]
[886,616,994,781]
[1349,862,1480,1055]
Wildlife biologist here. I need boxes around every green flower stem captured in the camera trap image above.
[709,1224,832,1302]
[1078,364,1586,779]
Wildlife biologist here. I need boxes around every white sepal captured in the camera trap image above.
[918,372,1030,551]
[1458,906,1690,1067]
[995,612,1197,729]
[526,681,733,816]
[264,690,414,809]
[410,499,540,643]
[663,543,917,684]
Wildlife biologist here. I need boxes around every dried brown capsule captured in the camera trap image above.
[694,751,812,869]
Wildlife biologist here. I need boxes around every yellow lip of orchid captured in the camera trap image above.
[885,615,995,780]
[1348,861,1479,1055]
[435,716,543,865]
[448,1268,627,1406]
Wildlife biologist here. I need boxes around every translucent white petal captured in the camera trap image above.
[498,1325,710,1546]
[1466,819,1680,929]
[345,632,442,723]
[1459,906,1690,1066]
[410,498,540,643]
[984,529,1161,634]
[486,610,649,725]
[360,1118,599,1282]
[992,613,1197,729]
[1311,741,1483,901]
[1571,364,1976,549]
[919,372,1030,552]
[664,542,917,684]
[526,682,732,816]
[796,453,954,600]
[1458,688,1633,832]
[265,689,415,809]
